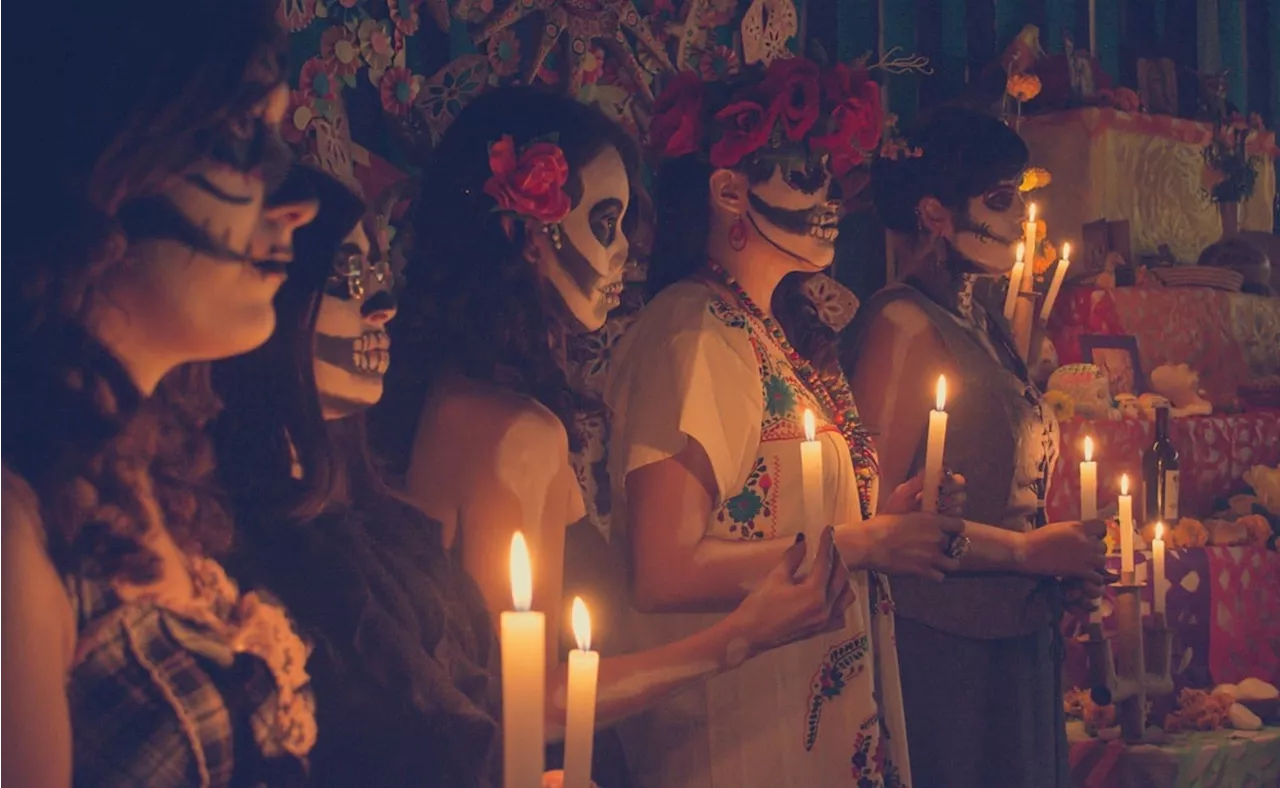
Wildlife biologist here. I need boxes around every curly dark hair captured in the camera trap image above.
[1,0,286,585]
[374,86,642,472]
[870,106,1029,236]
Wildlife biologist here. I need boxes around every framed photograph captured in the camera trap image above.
[1137,58,1178,116]
[1082,219,1111,277]
[1080,334,1144,395]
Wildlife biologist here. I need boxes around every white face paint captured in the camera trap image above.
[945,178,1026,274]
[313,221,399,419]
[744,157,842,271]
[532,146,630,333]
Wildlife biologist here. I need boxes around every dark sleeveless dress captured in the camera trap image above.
[845,273,1067,788]
[231,494,501,787]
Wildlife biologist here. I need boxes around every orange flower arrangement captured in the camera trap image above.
[1164,688,1234,732]
[1007,72,1042,103]
[1019,166,1052,192]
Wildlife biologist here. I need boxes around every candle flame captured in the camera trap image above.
[1015,241,1025,263]
[510,531,533,612]
[1061,241,1071,262]
[1121,474,1130,496]
[1083,435,1094,462]
[1155,522,1164,541]
[571,596,592,652]
[935,375,947,411]
[1028,203,1038,223]
[803,408,816,442]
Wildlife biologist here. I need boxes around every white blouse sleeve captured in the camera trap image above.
[606,288,763,505]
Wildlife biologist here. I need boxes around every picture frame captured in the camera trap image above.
[1137,58,1178,116]
[1079,334,1144,395]
[1081,219,1111,277]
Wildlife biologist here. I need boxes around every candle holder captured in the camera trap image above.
[1083,573,1174,743]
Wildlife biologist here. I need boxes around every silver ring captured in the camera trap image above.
[944,534,971,559]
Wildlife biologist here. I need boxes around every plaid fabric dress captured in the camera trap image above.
[66,559,315,787]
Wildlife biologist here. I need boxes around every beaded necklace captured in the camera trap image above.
[706,260,879,520]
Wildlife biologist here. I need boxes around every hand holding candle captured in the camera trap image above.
[1003,242,1026,321]
[562,597,599,788]
[1040,242,1071,322]
[922,376,949,514]
[502,532,545,788]
[799,409,824,573]
[1152,523,1167,619]
[1080,436,1098,521]
[1118,475,1135,577]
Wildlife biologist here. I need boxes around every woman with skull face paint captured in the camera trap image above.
[374,86,859,785]
[210,167,514,788]
[606,59,981,788]
[2,1,321,785]
[846,107,1108,787]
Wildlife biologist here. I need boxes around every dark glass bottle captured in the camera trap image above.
[1142,406,1180,525]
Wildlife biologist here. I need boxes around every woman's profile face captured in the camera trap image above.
[528,145,631,334]
[116,80,308,365]
[943,178,1026,274]
[742,156,842,272]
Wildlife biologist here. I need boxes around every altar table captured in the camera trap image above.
[1069,728,1280,788]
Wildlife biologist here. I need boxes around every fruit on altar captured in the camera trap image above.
[1228,703,1263,730]
[1235,678,1280,702]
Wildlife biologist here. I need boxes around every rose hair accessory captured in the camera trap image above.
[483,133,572,248]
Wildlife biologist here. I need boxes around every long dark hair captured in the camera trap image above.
[374,86,642,472]
[210,169,368,525]
[2,0,285,584]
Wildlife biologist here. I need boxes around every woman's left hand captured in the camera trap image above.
[882,470,967,516]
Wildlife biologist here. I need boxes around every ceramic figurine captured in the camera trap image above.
[1148,363,1213,417]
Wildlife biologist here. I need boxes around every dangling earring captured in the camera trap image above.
[544,223,564,251]
[728,214,748,251]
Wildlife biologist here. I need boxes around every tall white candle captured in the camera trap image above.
[1080,435,1098,521]
[799,409,825,573]
[1022,204,1039,293]
[1119,474,1135,576]
[563,597,599,788]
[1088,0,1097,55]
[1152,522,1168,618]
[502,532,545,788]
[1040,242,1071,322]
[1003,242,1026,320]
[922,376,949,514]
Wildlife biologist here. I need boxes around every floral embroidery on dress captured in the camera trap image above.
[803,633,870,751]
[763,374,798,418]
[707,298,747,328]
[718,456,779,539]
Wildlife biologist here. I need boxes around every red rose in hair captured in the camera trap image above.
[764,57,821,140]
[810,77,884,177]
[709,90,778,168]
[648,70,705,158]
[483,134,571,223]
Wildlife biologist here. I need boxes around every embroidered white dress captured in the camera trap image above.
[606,281,910,788]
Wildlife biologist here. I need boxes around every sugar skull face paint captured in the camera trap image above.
[744,153,842,270]
[314,220,399,419]
[947,178,1026,274]
[531,146,630,333]
[109,81,305,363]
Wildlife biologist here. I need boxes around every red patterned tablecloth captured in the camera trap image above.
[1047,285,1280,405]
[1047,411,1280,523]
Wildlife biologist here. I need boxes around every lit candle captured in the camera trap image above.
[562,597,599,788]
[1080,435,1098,521]
[922,376,949,514]
[1022,204,1039,292]
[1152,522,1167,619]
[799,409,824,573]
[502,532,545,788]
[1118,474,1135,576]
[1040,242,1071,322]
[1003,242,1026,320]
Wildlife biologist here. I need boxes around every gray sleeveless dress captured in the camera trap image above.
[845,274,1067,788]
